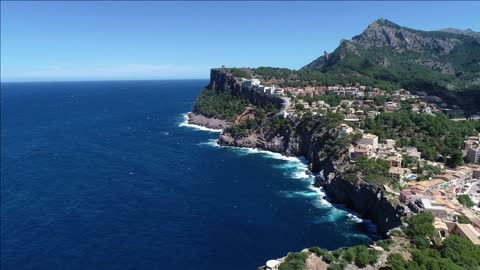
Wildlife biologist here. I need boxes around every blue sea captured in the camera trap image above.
[1,80,376,270]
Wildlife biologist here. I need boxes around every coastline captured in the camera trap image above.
[184,112,230,130]
[180,112,378,233]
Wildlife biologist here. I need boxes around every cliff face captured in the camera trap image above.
[314,165,403,235]
[205,69,285,109]
[193,69,403,235]
[218,116,402,235]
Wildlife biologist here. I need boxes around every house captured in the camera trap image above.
[358,133,379,150]
[389,167,411,180]
[384,102,399,112]
[400,189,429,204]
[467,147,480,163]
[244,79,261,87]
[422,107,432,114]
[401,146,422,160]
[413,198,448,218]
[339,124,353,137]
[450,223,480,245]
[433,218,449,242]
[408,179,447,193]
[386,155,403,167]
[274,88,284,96]
[352,145,373,159]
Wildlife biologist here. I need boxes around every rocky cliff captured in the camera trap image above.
[218,115,402,235]
[205,69,285,109]
[314,169,403,235]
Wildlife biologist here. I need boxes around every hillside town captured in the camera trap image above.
[350,130,480,245]
[241,77,479,123]
[240,77,480,247]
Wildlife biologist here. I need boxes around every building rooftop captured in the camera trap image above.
[456,224,480,245]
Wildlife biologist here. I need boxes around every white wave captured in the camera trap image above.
[178,113,222,133]
[308,186,365,224]
[280,190,320,199]
[197,135,369,227]
[198,139,221,148]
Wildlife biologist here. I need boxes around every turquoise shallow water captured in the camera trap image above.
[1,80,375,270]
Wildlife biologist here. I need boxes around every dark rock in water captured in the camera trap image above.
[305,170,312,175]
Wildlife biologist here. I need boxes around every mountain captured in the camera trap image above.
[302,19,480,112]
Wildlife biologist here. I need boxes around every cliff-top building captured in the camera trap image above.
[358,133,379,150]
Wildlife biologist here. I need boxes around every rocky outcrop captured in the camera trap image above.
[352,19,461,55]
[207,69,285,109]
[218,115,402,235]
[187,112,230,129]
[193,71,402,236]
[315,170,403,235]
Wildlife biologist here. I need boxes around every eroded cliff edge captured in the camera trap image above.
[192,69,402,235]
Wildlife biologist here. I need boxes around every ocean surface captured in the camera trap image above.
[1,80,376,270]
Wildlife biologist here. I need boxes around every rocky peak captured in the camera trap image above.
[439,27,480,38]
[351,18,460,54]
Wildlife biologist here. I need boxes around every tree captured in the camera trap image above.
[278,252,309,270]
[457,194,474,208]
[441,235,480,270]
[457,215,470,224]
[387,253,407,270]
[407,212,435,238]
[446,149,464,168]
[354,249,369,267]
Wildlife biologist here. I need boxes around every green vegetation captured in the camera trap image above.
[302,212,480,270]
[297,95,342,107]
[278,252,309,270]
[376,239,394,251]
[253,67,399,90]
[385,212,480,270]
[350,156,393,185]
[194,88,249,120]
[301,20,480,113]
[220,67,252,78]
[457,194,475,208]
[441,234,480,270]
[456,215,470,224]
[406,212,435,237]
[364,111,480,166]
[322,113,345,129]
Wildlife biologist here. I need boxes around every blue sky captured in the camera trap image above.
[1,1,479,82]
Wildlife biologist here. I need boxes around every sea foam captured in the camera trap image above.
[178,113,222,133]
[188,111,368,226]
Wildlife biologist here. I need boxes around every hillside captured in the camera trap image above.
[302,19,480,112]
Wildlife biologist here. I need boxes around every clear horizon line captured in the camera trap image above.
[0,78,210,84]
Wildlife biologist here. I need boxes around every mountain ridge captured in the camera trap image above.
[301,18,480,113]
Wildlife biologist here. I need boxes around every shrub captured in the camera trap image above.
[322,252,336,264]
[441,235,480,270]
[457,194,475,208]
[406,212,435,239]
[387,253,408,270]
[456,215,470,224]
[354,249,370,267]
[278,252,309,270]
[343,248,356,263]
[327,262,346,270]
[308,247,327,257]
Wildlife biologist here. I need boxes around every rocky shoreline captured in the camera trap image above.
[190,112,402,235]
[187,112,230,130]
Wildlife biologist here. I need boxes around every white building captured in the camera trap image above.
[244,79,261,87]
[339,124,354,137]
[358,133,379,149]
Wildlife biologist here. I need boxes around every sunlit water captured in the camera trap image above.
[1,80,376,270]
